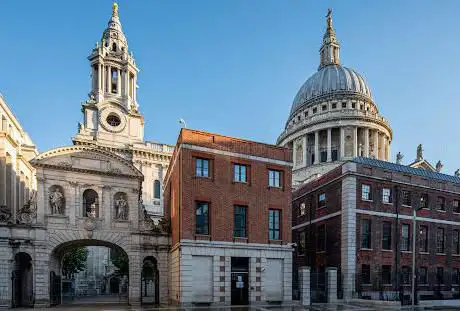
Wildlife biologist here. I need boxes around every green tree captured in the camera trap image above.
[62,247,88,279]
[111,248,128,277]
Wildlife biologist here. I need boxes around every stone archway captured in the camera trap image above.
[46,229,141,307]
[12,252,34,308]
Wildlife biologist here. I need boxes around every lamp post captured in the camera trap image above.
[412,205,422,306]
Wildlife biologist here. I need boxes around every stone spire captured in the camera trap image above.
[319,9,341,70]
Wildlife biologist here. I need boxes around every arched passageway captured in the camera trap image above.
[12,252,34,308]
[49,239,130,306]
[141,256,159,305]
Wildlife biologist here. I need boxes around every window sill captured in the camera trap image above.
[452,254,460,257]
[268,186,283,190]
[233,237,248,243]
[382,202,393,206]
[436,253,446,256]
[361,199,373,203]
[419,251,429,255]
[402,204,412,208]
[437,209,446,213]
[232,181,248,185]
[269,239,283,245]
[401,250,412,254]
[360,248,373,251]
[316,250,326,254]
[382,249,393,252]
[195,234,211,241]
[453,212,460,215]
[194,176,213,180]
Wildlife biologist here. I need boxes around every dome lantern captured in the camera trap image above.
[319,9,340,70]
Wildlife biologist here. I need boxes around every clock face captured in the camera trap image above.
[100,107,126,133]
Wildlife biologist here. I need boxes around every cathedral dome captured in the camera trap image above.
[289,64,372,118]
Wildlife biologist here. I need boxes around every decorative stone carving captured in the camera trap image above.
[396,152,404,165]
[417,144,423,161]
[84,217,96,238]
[436,161,443,173]
[142,206,170,233]
[57,161,72,168]
[114,192,128,220]
[109,168,122,174]
[49,186,65,215]
[0,205,11,223]
[17,190,37,225]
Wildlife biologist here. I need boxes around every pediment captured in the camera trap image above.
[409,160,436,172]
[31,146,142,178]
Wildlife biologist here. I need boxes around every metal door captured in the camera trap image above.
[50,272,62,306]
[231,272,248,305]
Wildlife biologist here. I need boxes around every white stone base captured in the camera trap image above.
[171,240,293,306]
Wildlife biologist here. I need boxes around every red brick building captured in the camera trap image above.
[292,157,460,302]
[164,128,293,305]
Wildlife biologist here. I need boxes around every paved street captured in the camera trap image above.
[8,303,460,311]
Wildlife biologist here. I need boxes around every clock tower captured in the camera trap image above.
[73,3,144,148]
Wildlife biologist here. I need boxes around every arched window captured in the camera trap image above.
[112,43,117,52]
[83,189,99,218]
[154,180,161,199]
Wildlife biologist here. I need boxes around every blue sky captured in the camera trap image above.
[0,1,459,173]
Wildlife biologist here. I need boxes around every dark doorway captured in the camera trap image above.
[110,277,120,294]
[231,257,249,305]
[141,256,159,305]
[50,271,62,306]
[12,252,33,308]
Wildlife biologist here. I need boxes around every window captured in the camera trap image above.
[360,104,364,110]
[332,103,337,109]
[195,158,209,177]
[331,149,338,161]
[402,190,412,206]
[382,222,392,250]
[402,266,411,284]
[420,193,428,209]
[111,69,118,93]
[318,193,326,208]
[299,203,306,216]
[361,264,371,284]
[195,202,209,235]
[304,111,309,117]
[351,103,356,109]
[269,209,280,240]
[322,105,327,111]
[83,189,99,218]
[437,196,446,211]
[153,180,161,199]
[454,230,460,255]
[419,267,428,284]
[317,224,326,251]
[297,115,301,121]
[313,107,318,114]
[420,225,428,252]
[268,170,281,188]
[233,164,247,183]
[382,188,392,204]
[382,265,392,284]
[453,268,460,285]
[437,267,444,284]
[360,219,371,249]
[233,206,247,238]
[361,184,372,201]
[454,200,460,213]
[342,102,347,108]
[106,114,121,127]
[298,231,306,255]
[436,227,445,253]
[401,224,410,251]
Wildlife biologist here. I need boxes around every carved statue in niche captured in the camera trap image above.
[114,193,128,220]
[396,152,404,165]
[436,160,443,173]
[49,186,65,215]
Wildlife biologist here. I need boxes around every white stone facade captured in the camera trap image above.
[277,11,392,187]
[170,240,292,306]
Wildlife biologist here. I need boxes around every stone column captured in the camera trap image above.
[98,64,102,93]
[36,178,45,224]
[102,65,106,93]
[340,127,345,159]
[129,252,142,306]
[133,76,137,102]
[386,138,391,161]
[364,128,370,157]
[314,131,319,164]
[353,127,358,157]
[374,130,379,159]
[327,128,332,162]
[19,175,25,211]
[117,68,121,95]
[382,135,387,160]
[33,246,50,307]
[107,66,112,93]
[0,157,6,207]
[327,267,338,303]
[299,267,310,306]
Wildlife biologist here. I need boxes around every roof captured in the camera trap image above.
[351,157,460,185]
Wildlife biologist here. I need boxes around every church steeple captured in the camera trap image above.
[87,2,139,112]
[319,9,341,70]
